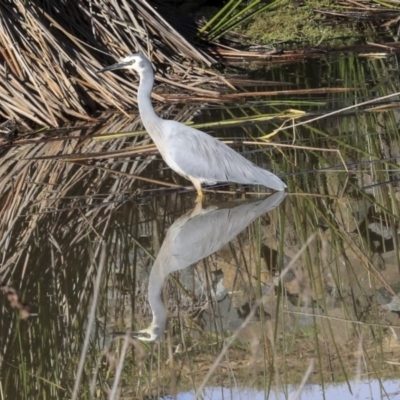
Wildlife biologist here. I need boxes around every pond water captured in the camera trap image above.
[172,380,400,400]
[1,53,400,399]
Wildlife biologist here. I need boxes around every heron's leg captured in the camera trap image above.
[190,199,203,216]
[190,177,203,202]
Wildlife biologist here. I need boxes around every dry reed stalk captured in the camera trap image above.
[161,87,357,103]
[271,90,400,136]
[71,243,107,400]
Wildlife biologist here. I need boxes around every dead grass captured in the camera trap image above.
[0,0,214,127]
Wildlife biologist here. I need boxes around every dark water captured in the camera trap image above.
[1,54,400,399]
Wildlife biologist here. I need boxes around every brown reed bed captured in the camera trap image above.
[3,1,395,130]
[1,0,383,131]
[0,0,215,128]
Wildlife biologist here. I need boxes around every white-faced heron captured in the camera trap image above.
[96,54,286,198]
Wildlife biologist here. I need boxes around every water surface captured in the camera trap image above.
[1,53,400,399]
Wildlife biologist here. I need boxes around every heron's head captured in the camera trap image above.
[132,324,163,342]
[96,53,150,75]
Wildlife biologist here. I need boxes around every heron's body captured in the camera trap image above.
[97,54,286,196]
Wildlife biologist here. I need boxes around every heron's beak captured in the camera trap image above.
[96,61,129,74]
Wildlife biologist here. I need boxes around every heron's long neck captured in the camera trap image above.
[137,68,164,147]
[148,263,167,331]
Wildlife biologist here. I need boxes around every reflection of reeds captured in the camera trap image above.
[0,112,155,275]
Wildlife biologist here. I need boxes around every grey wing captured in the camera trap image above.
[164,122,286,190]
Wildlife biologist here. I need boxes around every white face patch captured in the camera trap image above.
[121,54,138,63]
[119,54,147,72]
[97,53,151,75]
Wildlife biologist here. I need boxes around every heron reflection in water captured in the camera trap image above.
[96,54,286,199]
[132,191,286,342]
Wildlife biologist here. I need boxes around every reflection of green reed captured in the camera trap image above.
[2,54,400,398]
